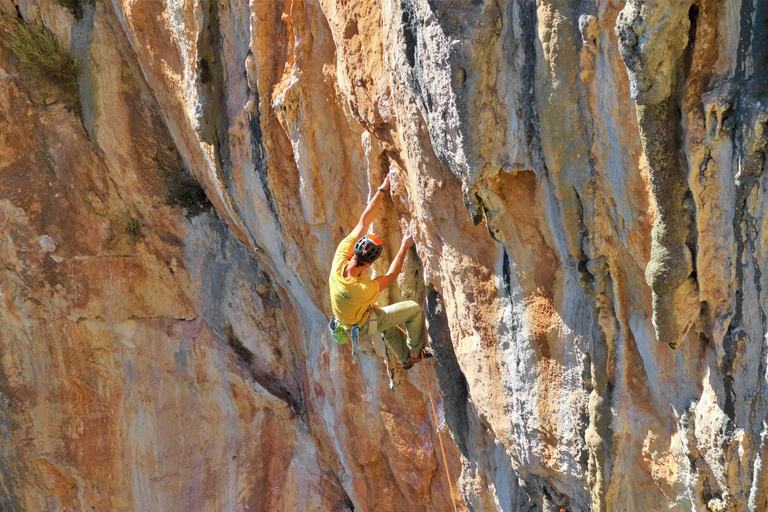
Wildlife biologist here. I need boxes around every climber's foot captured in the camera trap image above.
[409,350,433,363]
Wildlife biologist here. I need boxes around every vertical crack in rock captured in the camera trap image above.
[723,87,768,423]
[195,0,230,169]
[753,1,768,75]
[399,0,428,112]
[573,188,592,288]
[425,288,470,457]
[741,2,768,337]
[583,256,616,512]
[678,399,714,508]
[425,283,522,511]
[400,1,418,69]
[501,248,512,298]
[616,0,700,348]
[196,0,283,244]
[735,0,755,81]
[692,6,768,502]
[444,0,549,221]
[741,17,768,497]
[245,51,283,228]
[516,0,546,175]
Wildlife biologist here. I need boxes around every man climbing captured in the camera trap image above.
[329,174,431,370]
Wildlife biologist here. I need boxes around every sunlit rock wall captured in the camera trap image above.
[0,0,766,511]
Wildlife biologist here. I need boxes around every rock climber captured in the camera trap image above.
[328,174,432,370]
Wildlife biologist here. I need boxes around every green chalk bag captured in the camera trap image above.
[328,316,349,345]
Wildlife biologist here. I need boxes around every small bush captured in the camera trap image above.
[153,152,212,217]
[124,216,143,243]
[0,16,80,114]
[166,174,213,216]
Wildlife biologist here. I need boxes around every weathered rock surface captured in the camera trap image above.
[0,0,767,511]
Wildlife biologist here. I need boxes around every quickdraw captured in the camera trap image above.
[351,325,360,362]
[331,308,377,364]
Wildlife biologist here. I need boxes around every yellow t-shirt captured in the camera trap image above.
[329,234,380,327]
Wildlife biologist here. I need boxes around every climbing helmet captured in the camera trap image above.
[354,234,383,264]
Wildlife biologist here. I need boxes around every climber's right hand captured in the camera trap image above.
[402,228,414,248]
[380,174,391,192]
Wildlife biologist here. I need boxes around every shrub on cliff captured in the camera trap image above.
[0,16,81,115]
[123,215,144,243]
[152,152,213,217]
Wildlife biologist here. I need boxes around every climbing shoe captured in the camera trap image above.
[409,350,434,363]
[400,360,414,370]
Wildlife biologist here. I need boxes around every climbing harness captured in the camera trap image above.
[351,308,377,363]
[421,348,458,512]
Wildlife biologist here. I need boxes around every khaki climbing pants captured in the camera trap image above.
[360,300,426,363]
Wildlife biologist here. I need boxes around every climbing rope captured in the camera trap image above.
[392,324,458,511]
[421,349,458,512]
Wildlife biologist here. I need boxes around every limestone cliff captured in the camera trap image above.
[0,0,766,511]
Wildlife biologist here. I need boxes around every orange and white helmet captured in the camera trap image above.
[354,234,383,264]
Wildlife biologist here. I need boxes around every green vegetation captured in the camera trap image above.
[0,16,81,114]
[165,172,213,217]
[124,215,144,243]
[153,152,213,217]
[100,214,143,251]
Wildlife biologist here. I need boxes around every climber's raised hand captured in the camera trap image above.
[380,174,391,192]
[402,228,414,249]
[374,227,414,289]
[351,175,391,238]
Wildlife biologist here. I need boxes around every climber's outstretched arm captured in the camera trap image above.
[350,175,390,239]
[373,229,414,289]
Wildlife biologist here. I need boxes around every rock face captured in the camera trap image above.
[0,0,766,510]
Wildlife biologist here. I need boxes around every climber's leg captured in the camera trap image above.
[375,301,426,362]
